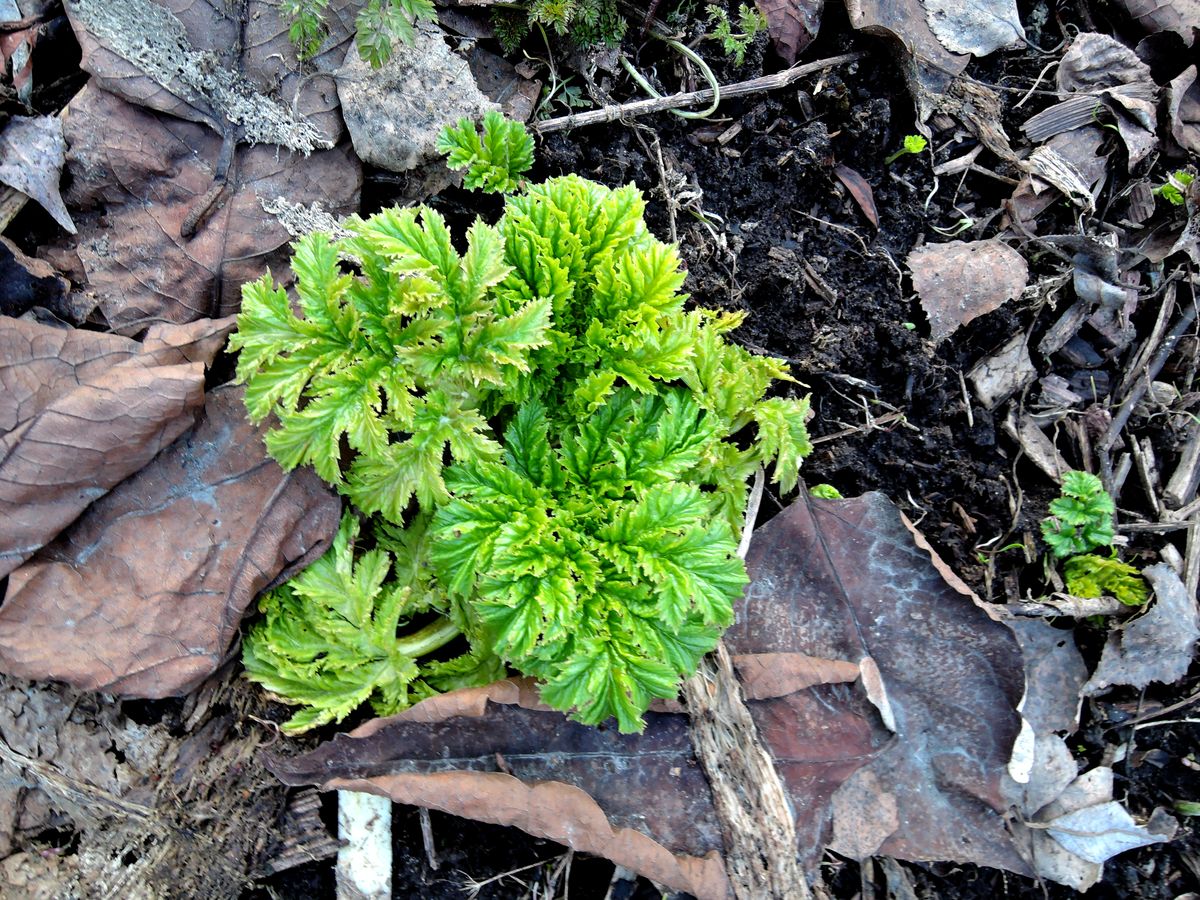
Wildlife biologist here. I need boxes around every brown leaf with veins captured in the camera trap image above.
[55,86,360,333]
[0,115,75,234]
[754,0,822,66]
[0,315,235,578]
[65,0,356,147]
[0,385,341,697]
[908,239,1029,344]
[270,492,1029,896]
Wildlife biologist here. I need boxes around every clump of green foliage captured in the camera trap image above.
[232,113,812,733]
[1041,470,1115,559]
[284,0,436,68]
[437,111,535,194]
[1063,554,1148,607]
[706,3,768,67]
[1153,170,1194,207]
[491,0,627,55]
[1038,470,1149,607]
[885,134,928,165]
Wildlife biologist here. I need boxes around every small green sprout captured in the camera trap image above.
[1041,470,1115,558]
[1064,553,1149,606]
[1153,170,1194,207]
[809,483,843,500]
[885,134,928,165]
[706,4,768,67]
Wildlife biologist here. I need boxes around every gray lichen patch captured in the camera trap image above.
[67,0,331,153]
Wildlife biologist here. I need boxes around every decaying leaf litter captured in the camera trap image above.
[0,0,1197,897]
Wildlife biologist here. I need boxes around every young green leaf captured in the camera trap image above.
[437,110,535,195]
[243,512,488,733]
[1064,554,1149,606]
[1041,470,1115,558]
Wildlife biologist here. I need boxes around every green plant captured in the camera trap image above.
[1040,470,1115,558]
[232,115,812,733]
[885,134,928,165]
[282,0,330,59]
[244,512,503,732]
[284,0,436,67]
[437,111,535,194]
[1153,170,1194,207]
[706,3,768,67]
[491,0,627,55]
[809,483,842,499]
[1063,553,1149,606]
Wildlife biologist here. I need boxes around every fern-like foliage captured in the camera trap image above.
[706,3,767,66]
[234,114,813,732]
[1041,470,1115,558]
[1064,554,1149,606]
[437,110,534,195]
[430,394,745,732]
[243,512,503,733]
[282,0,330,59]
[490,0,626,52]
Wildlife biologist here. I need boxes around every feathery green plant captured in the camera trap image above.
[706,3,768,67]
[233,113,812,732]
[438,111,535,194]
[1063,554,1149,607]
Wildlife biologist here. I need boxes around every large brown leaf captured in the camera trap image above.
[0,385,341,697]
[0,314,234,578]
[270,492,1029,897]
[754,0,822,66]
[55,85,360,333]
[65,0,356,148]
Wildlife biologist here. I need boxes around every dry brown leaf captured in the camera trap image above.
[1008,127,1108,229]
[754,0,822,66]
[0,115,75,234]
[1168,66,1200,155]
[923,0,1024,57]
[271,492,1030,894]
[0,236,83,322]
[833,164,879,228]
[1005,619,1086,734]
[908,239,1028,344]
[0,315,235,578]
[0,385,341,697]
[56,86,360,333]
[1083,564,1200,695]
[1113,0,1200,42]
[65,0,355,149]
[844,0,968,77]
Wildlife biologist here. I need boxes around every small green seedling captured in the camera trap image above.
[1153,170,1195,207]
[809,483,843,499]
[885,134,928,165]
[437,110,535,194]
[706,4,768,67]
[1063,553,1148,606]
[1040,470,1115,559]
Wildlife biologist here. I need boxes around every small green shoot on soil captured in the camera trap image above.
[885,134,928,165]
[705,3,768,67]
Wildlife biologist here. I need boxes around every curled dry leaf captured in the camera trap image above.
[0,236,85,322]
[1113,0,1200,43]
[833,164,879,228]
[0,315,235,578]
[1083,564,1200,695]
[754,0,822,66]
[271,492,1030,895]
[1168,66,1200,155]
[57,86,360,333]
[0,115,75,234]
[907,239,1028,344]
[844,0,967,77]
[0,385,341,697]
[923,0,1025,57]
[65,0,356,149]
